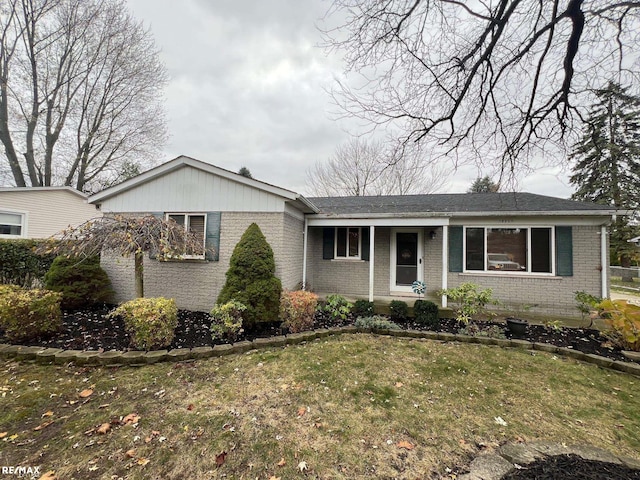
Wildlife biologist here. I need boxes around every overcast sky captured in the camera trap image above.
[126,0,574,198]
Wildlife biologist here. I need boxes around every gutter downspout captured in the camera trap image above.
[369,226,375,302]
[441,225,448,308]
[601,225,608,299]
[302,217,308,290]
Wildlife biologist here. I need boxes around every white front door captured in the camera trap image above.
[390,228,423,293]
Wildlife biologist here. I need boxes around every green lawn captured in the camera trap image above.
[1,335,638,479]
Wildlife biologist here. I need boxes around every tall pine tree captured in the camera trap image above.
[570,82,640,274]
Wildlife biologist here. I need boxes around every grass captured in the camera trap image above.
[1,335,639,479]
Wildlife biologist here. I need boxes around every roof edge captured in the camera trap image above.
[0,186,88,199]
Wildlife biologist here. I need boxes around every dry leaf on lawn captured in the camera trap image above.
[38,471,57,480]
[123,413,140,425]
[97,423,111,435]
[216,451,227,467]
[33,421,53,431]
[137,458,150,466]
[397,440,415,450]
[269,477,281,480]
[297,407,307,417]
[42,411,54,418]
[395,382,404,388]
[277,458,286,467]
[298,461,308,472]
[187,403,195,411]
[79,389,93,398]
[0,432,7,439]
[125,449,136,458]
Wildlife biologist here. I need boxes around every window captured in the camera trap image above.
[335,227,360,259]
[464,226,553,274]
[0,212,24,237]
[166,213,206,258]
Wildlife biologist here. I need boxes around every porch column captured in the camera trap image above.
[601,225,607,298]
[302,217,308,290]
[369,225,375,302]
[441,225,448,307]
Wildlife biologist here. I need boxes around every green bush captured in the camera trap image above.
[44,255,113,309]
[319,294,353,323]
[439,283,499,324]
[354,315,400,330]
[353,299,375,317]
[0,239,56,287]
[108,297,178,350]
[413,300,439,327]
[210,300,246,342]
[598,299,640,352]
[217,224,282,327]
[389,300,408,321]
[280,290,318,333]
[0,285,62,341]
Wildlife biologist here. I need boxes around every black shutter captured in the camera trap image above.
[322,228,334,260]
[148,212,164,259]
[205,212,221,261]
[556,226,573,276]
[448,226,463,272]
[361,227,370,261]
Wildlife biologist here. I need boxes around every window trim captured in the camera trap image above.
[462,225,556,276]
[0,210,26,238]
[165,212,207,260]
[334,227,361,260]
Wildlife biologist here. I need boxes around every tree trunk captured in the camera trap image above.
[134,251,144,298]
[620,254,634,283]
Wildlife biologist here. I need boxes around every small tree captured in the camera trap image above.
[238,167,253,178]
[217,223,282,327]
[468,176,500,193]
[37,215,206,298]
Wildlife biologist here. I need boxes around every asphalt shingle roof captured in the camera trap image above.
[307,192,615,216]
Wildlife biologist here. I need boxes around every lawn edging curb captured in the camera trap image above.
[0,328,639,377]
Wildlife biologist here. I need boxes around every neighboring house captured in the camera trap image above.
[0,186,99,239]
[89,155,621,317]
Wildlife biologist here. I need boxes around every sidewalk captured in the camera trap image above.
[611,291,640,305]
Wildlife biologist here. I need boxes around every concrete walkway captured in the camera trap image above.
[611,291,640,305]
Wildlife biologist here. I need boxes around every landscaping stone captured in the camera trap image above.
[611,360,640,376]
[437,332,457,342]
[285,332,314,344]
[509,339,533,349]
[144,350,168,364]
[54,350,83,364]
[419,331,440,340]
[339,326,358,334]
[565,445,623,465]
[558,347,587,361]
[167,349,192,361]
[212,344,234,356]
[232,341,254,353]
[75,351,102,365]
[490,338,513,348]
[121,351,147,364]
[252,336,286,348]
[533,342,558,353]
[498,443,545,465]
[35,348,64,364]
[459,453,513,480]
[98,351,124,365]
[584,353,614,368]
[619,455,640,470]
[0,345,21,358]
[622,350,640,363]
[190,346,215,359]
[15,346,45,361]
[456,334,478,344]
[314,328,331,338]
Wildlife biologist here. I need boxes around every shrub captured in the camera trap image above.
[217,223,282,327]
[0,239,56,287]
[319,294,353,323]
[598,299,640,352]
[354,315,400,330]
[0,285,62,341]
[575,290,602,323]
[108,297,178,350]
[458,323,506,339]
[280,290,318,333]
[389,300,408,321]
[439,283,499,324]
[44,255,113,309]
[353,299,375,317]
[413,300,440,327]
[210,300,246,342]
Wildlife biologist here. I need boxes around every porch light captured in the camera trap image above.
[429,230,437,240]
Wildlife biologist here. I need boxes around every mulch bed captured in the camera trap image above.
[0,306,633,364]
[501,454,640,479]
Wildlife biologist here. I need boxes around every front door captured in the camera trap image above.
[390,229,423,293]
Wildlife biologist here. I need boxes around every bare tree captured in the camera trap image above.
[306,138,445,196]
[0,0,166,191]
[323,1,640,177]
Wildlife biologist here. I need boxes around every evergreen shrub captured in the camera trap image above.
[0,239,56,287]
[44,255,113,309]
[413,300,440,327]
[389,300,409,320]
[108,297,178,350]
[353,299,375,317]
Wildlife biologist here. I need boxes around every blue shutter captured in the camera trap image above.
[205,212,221,261]
[322,228,334,260]
[556,226,573,276]
[361,227,370,261]
[448,226,463,272]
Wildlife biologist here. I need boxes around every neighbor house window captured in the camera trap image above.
[166,213,206,258]
[0,212,24,237]
[335,227,360,259]
[464,226,553,274]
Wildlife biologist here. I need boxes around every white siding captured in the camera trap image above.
[99,166,286,213]
[0,189,99,239]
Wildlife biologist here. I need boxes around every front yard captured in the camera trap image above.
[1,335,638,479]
